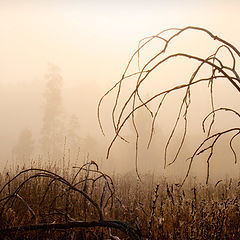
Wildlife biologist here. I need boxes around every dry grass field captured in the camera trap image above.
[0,161,240,240]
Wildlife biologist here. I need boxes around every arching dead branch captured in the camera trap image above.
[0,163,143,239]
[98,26,240,184]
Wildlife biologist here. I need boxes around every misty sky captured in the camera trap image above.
[0,0,239,178]
[1,1,240,86]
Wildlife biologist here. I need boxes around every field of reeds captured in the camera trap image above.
[0,161,240,240]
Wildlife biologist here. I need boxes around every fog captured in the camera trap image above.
[0,1,240,182]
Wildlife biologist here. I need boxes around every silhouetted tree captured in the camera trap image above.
[99,26,240,184]
[41,64,65,160]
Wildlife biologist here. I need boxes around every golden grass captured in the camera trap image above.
[0,162,240,239]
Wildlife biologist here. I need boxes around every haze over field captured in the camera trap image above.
[0,0,240,181]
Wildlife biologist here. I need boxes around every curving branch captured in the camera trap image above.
[98,26,240,182]
[0,220,142,239]
[0,162,143,239]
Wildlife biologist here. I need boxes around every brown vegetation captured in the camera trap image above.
[1,162,240,239]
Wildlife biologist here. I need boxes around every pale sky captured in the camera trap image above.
[0,0,239,86]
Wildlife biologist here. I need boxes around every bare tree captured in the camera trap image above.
[41,64,65,160]
[98,26,240,184]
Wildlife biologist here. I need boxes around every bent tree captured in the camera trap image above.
[98,26,240,185]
